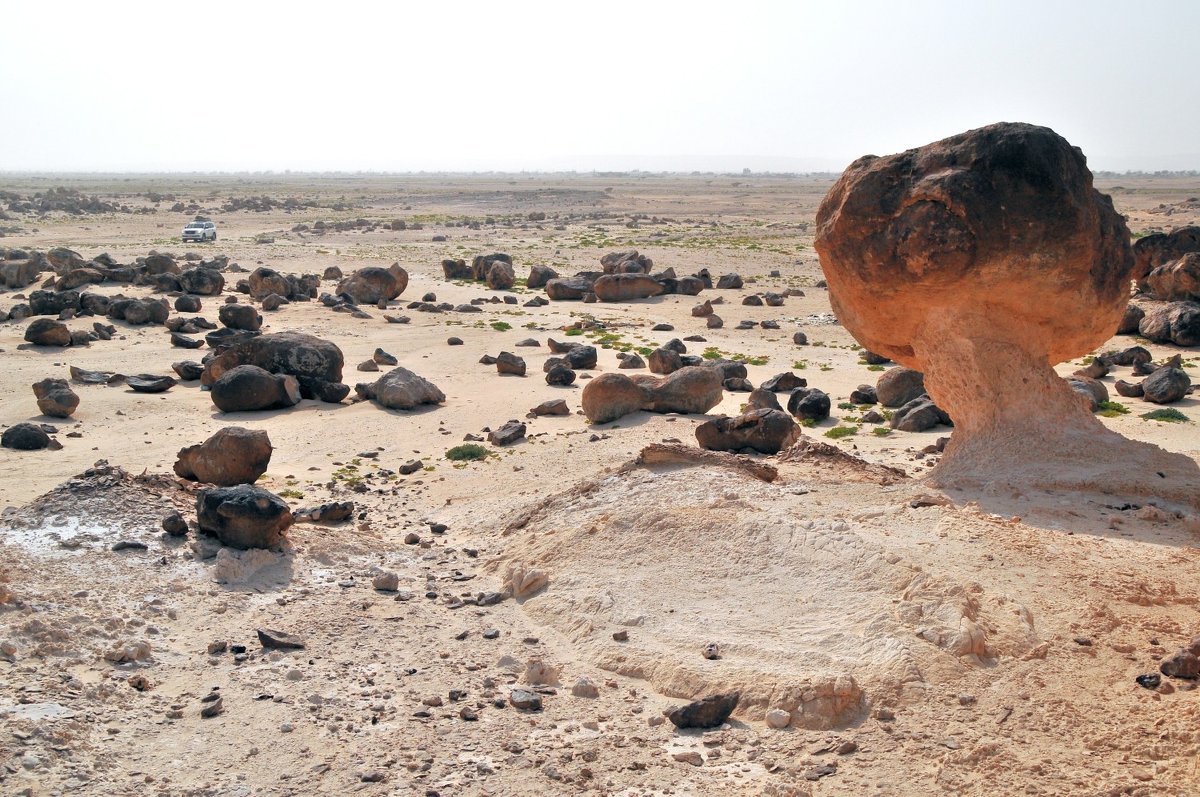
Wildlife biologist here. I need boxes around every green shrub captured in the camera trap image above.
[446,444,489,461]
[1141,408,1189,423]
[1096,401,1129,418]
[872,427,892,437]
[490,321,512,332]
[824,426,856,439]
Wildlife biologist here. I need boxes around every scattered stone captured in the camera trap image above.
[765,709,791,729]
[1142,359,1191,404]
[673,751,703,766]
[210,366,299,412]
[24,318,72,347]
[571,677,600,698]
[32,378,79,418]
[787,387,831,422]
[257,629,305,650]
[509,689,542,711]
[488,420,526,446]
[162,512,189,536]
[876,367,926,408]
[581,367,724,424]
[496,351,527,377]
[667,692,739,729]
[531,399,570,416]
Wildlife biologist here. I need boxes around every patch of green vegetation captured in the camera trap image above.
[446,444,490,461]
[490,321,512,332]
[1141,408,1189,423]
[564,328,584,336]
[872,427,892,437]
[800,418,817,428]
[792,360,808,370]
[1096,400,1130,418]
[278,489,305,499]
[867,364,885,372]
[819,364,833,371]
[837,402,856,410]
[824,426,857,439]
[636,346,654,357]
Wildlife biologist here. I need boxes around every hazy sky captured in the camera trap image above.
[3,0,1198,173]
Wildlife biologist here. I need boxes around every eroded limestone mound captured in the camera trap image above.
[815,122,1200,508]
[495,466,1040,729]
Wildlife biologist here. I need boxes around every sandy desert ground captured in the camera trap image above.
[0,172,1198,797]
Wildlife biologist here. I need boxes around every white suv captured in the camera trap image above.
[182,221,217,242]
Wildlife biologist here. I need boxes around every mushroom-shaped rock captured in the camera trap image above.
[196,485,293,549]
[33,378,79,418]
[210,365,301,413]
[336,263,408,305]
[356,367,445,410]
[175,427,273,486]
[695,408,800,454]
[815,122,1200,505]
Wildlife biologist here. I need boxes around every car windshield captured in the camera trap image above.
[186,224,203,229]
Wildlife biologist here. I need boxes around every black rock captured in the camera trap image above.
[667,692,740,729]
[1,422,51,451]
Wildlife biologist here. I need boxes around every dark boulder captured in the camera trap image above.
[545,275,597,301]
[593,273,664,302]
[196,484,293,549]
[891,396,952,432]
[1138,302,1200,347]
[850,384,878,404]
[667,692,740,730]
[876,367,926,408]
[761,372,807,392]
[210,365,300,412]
[787,388,831,422]
[1142,361,1191,404]
[442,259,473,280]
[247,267,291,300]
[218,303,262,331]
[527,264,559,289]
[696,408,800,454]
[175,295,203,313]
[1,423,50,451]
[179,267,225,296]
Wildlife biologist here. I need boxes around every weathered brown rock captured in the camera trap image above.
[875,367,925,408]
[600,250,652,274]
[696,408,800,454]
[1145,252,1200,302]
[24,318,72,347]
[486,260,515,290]
[815,122,1199,505]
[667,692,740,729]
[592,273,664,302]
[1134,226,1200,287]
[581,366,723,424]
[247,267,291,300]
[218,303,262,331]
[179,267,225,296]
[527,264,558,289]
[1142,362,1191,404]
[196,485,292,549]
[174,427,273,486]
[33,378,79,418]
[336,263,408,304]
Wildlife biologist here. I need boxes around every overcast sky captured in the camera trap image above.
[3,0,1197,173]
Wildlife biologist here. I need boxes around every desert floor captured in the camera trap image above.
[1,172,1198,797]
